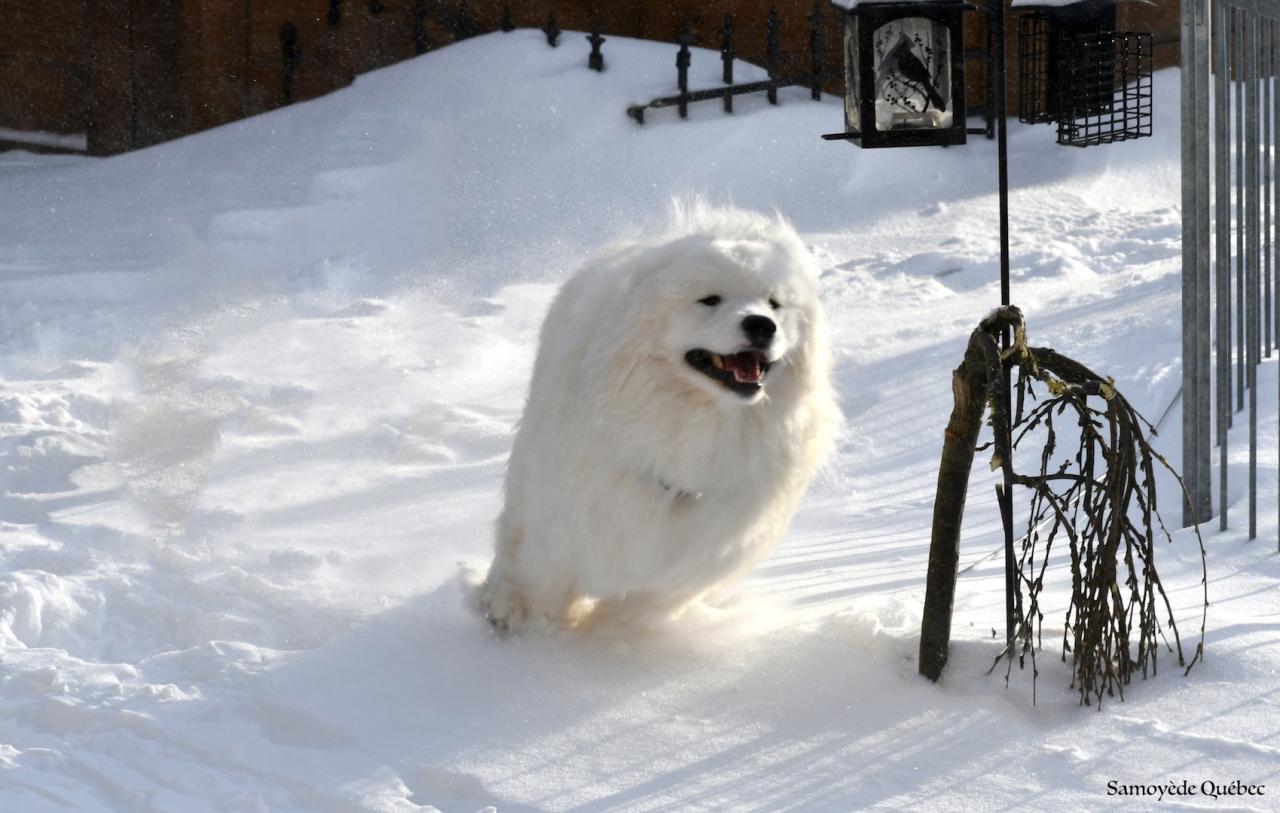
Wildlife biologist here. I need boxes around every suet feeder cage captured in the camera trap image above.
[1017,0,1152,146]
[825,0,972,148]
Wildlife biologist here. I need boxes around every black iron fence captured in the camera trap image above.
[626,3,838,124]
[276,2,836,116]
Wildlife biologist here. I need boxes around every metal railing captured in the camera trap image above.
[1181,0,1280,545]
[626,5,835,125]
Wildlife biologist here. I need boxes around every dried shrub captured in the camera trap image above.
[920,306,1207,706]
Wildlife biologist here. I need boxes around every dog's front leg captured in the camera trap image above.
[477,522,580,632]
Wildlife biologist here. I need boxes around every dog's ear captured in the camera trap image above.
[794,300,842,465]
[797,301,831,379]
[774,296,833,416]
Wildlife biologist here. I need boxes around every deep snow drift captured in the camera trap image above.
[0,30,1277,813]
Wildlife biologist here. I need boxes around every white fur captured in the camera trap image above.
[478,202,840,630]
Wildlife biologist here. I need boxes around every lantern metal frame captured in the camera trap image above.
[825,0,972,149]
[1055,29,1152,146]
[1018,0,1118,125]
[1016,0,1153,147]
[1018,11,1056,124]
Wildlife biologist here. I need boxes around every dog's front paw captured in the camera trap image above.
[476,575,528,634]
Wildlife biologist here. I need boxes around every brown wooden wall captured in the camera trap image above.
[1,1,91,137]
[0,0,1180,156]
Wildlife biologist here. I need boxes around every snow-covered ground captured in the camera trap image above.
[1,30,1277,812]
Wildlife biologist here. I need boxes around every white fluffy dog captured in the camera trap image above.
[478,203,839,631]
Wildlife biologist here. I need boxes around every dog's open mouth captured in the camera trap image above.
[684,349,772,397]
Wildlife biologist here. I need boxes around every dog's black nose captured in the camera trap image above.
[741,315,777,348]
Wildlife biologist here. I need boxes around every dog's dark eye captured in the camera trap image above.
[698,295,722,307]
[769,298,782,310]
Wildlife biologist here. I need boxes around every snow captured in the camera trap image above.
[1,29,1277,812]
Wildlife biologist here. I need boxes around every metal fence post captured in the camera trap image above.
[809,0,825,101]
[1183,0,1213,528]
[1274,18,1280,549]
[766,7,781,105]
[722,14,736,113]
[1247,2,1261,539]
[677,20,692,119]
[1239,8,1248,412]
[1215,0,1232,530]
[1265,16,1273,358]
[1197,0,1213,524]
[587,22,606,72]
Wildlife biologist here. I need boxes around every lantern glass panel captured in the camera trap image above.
[843,18,862,135]
[870,17,953,132]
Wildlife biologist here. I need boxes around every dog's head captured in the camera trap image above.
[659,238,812,405]
[603,204,829,410]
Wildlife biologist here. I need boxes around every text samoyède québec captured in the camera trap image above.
[1106,780,1265,802]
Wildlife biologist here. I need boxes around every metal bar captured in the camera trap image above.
[1259,15,1269,355]
[722,14,735,114]
[1230,6,1237,435]
[634,73,837,112]
[1271,12,1280,550]
[1247,1,1260,540]
[677,21,691,120]
[809,0,824,101]
[1274,18,1280,548]
[986,0,998,138]
[766,7,780,106]
[993,0,1016,648]
[1197,0,1214,524]
[587,27,605,72]
[1239,7,1247,411]
[1185,0,1209,528]
[1216,0,1232,530]
[1275,17,1280,361]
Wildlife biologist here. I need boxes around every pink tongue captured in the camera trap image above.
[725,353,762,383]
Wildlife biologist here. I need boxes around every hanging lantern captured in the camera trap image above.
[824,0,972,148]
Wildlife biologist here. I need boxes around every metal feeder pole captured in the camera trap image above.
[992,0,1016,650]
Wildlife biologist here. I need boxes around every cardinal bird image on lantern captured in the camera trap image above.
[877,34,946,113]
